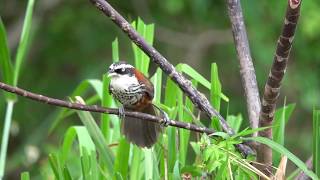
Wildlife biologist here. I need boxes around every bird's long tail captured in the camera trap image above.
[121,104,163,148]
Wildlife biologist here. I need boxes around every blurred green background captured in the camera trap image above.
[0,0,319,178]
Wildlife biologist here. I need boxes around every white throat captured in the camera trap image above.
[110,75,139,92]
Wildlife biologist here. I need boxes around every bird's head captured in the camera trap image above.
[107,61,135,78]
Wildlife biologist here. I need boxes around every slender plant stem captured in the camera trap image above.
[0,81,256,156]
[0,81,214,135]
[0,101,15,180]
[88,0,253,156]
[258,0,302,175]
[226,0,261,137]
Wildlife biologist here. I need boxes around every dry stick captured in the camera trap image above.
[226,0,261,137]
[0,81,215,135]
[89,0,253,156]
[257,0,302,175]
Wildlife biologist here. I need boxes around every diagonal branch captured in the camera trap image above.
[257,0,302,174]
[89,0,253,156]
[226,0,261,137]
[0,81,215,135]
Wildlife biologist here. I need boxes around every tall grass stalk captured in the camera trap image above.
[0,0,34,178]
[0,101,15,179]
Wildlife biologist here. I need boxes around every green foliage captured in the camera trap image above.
[1,4,319,178]
[246,136,319,180]
[20,172,30,180]
[13,0,35,86]
[0,18,15,100]
[272,101,296,166]
[0,0,35,179]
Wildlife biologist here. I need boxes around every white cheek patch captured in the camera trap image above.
[110,75,140,92]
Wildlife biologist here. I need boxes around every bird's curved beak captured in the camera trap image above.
[107,69,116,78]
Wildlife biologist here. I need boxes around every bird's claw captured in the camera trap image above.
[160,112,170,127]
[119,106,125,120]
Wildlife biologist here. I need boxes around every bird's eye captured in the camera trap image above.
[115,68,125,74]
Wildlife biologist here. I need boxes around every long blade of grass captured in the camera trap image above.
[113,137,130,178]
[245,136,319,180]
[273,102,295,165]
[20,172,30,180]
[13,0,35,86]
[0,101,15,179]
[102,38,120,143]
[179,80,197,167]
[74,97,114,176]
[130,146,143,179]
[112,38,119,61]
[176,63,229,102]
[50,79,103,133]
[313,109,320,176]
[60,126,96,164]
[210,63,222,130]
[226,114,243,133]
[48,153,64,180]
[0,18,15,100]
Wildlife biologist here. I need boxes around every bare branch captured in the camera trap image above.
[88,0,253,156]
[258,0,302,174]
[226,0,261,137]
[0,81,215,134]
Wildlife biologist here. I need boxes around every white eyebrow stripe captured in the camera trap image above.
[110,63,134,70]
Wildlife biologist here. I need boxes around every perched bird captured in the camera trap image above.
[108,61,167,148]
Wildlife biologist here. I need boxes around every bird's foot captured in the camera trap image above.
[152,104,170,127]
[118,105,125,120]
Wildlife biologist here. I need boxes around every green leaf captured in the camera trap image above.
[233,126,270,139]
[63,166,72,180]
[273,102,295,165]
[150,68,162,103]
[144,149,154,180]
[20,172,30,180]
[245,136,319,180]
[173,160,181,180]
[112,38,119,61]
[48,153,64,180]
[131,18,154,75]
[50,79,103,133]
[210,63,222,111]
[13,0,35,86]
[130,146,143,180]
[113,137,130,178]
[0,18,15,100]
[74,97,114,176]
[227,114,243,133]
[313,109,320,176]
[60,126,96,165]
[176,63,228,102]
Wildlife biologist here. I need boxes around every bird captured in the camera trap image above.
[107,61,167,148]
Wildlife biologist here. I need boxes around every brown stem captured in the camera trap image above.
[0,81,215,134]
[226,0,261,137]
[88,0,253,157]
[258,0,302,175]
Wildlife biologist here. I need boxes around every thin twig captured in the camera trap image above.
[88,0,253,156]
[0,81,214,135]
[226,0,261,137]
[258,0,302,175]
